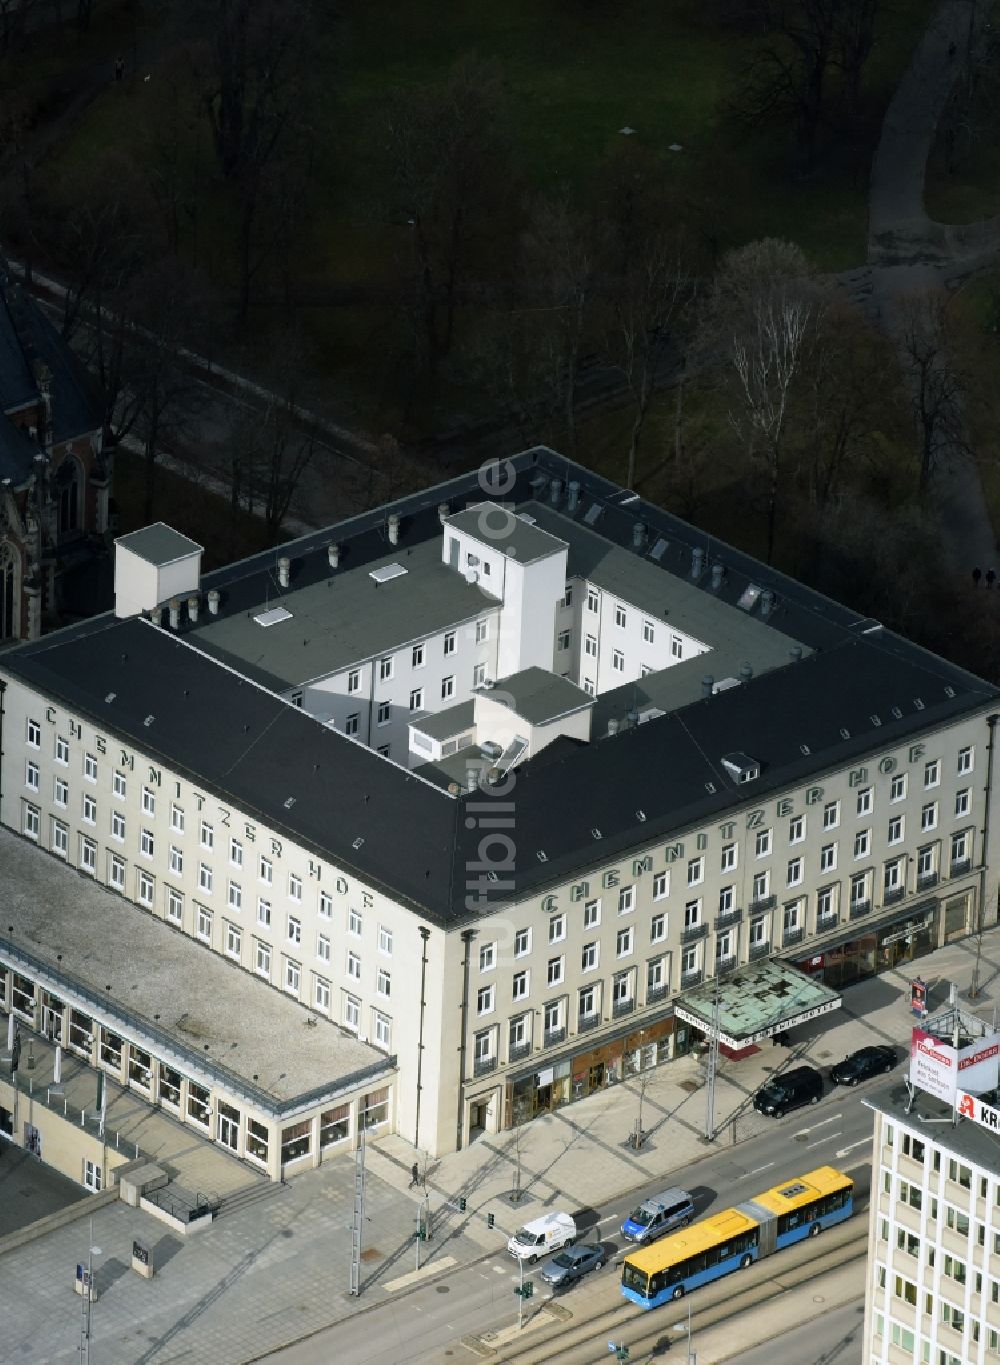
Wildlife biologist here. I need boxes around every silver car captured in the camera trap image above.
[539,1242,605,1288]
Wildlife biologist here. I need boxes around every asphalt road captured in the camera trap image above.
[724,1296,865,1365]
[264,1070,883,1364]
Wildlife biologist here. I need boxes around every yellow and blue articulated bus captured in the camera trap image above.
[620,1165,853,1310]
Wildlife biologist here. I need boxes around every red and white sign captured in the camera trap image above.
[909,1026,1000,1103]
[956,1089,1000,1133]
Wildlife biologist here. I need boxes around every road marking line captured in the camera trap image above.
[793,1113,843,1137]
[836,1138,872,1159]
[747,1162,775,1175]
[806,1133,841,1149]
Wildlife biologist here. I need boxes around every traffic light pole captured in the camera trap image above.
[518,1255,525,1332]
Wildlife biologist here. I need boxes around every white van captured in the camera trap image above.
[507,1211,577,1263]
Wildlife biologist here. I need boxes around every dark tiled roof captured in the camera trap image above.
[3,448,997,928]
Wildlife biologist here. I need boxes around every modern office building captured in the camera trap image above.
[864,1076,1000,1365]
[1,447,998,1159]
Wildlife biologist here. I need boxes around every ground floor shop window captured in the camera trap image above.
[100,1029,123,1072]
[360,1087,389,1128]
[68,1009,93,1059]
[159,1065,181,1108]
[217,1101,240,1151]
[11,972,34,1019]
[187,1080,211,1129]
[128,1045,152,1091]
[320,1103,350,1148]
[281,1119,312,1163]
[83,1159,102,1192]
[246,1116,269,1164]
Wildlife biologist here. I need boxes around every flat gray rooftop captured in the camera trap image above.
[0,828,391,1113]
[865,1081,1000,1176]
[445,504,568,565]
[116,523,203,566]
[188,536,492,688]
[493,666,593,726]
[412,699,476,742]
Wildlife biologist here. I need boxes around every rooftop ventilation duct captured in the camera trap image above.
[549,477,564,505]
[207,589,221,616]
[711,562,724,589]
[278,557,291,589]
[761,589,775,617]
[702,674,714,698]
[168,598,180,630]
[328,543,340,569]
[187,594,200,624]
[632,522,646,550]
[607,718,620,736]
[438,502,450,525]
[530,472,549,496]
[691,547,705,580]
[567,480,581,513]
[388,513,401,546]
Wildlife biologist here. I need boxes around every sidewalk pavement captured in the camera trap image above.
[0,926,995,1364]
[368,926,1000,1252]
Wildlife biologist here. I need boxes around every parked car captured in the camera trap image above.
[830,1045,896,1087]
[753,1065,824,1117]
[539,1242,605,1288]
[620,1188,695,1245]
[508,1211,577,1263]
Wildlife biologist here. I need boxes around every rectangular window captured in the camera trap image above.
[557,630,571,651]
[856,786,873,816]
[347,951,361,980]
[197,905,212,941]
[653,870,669,900]
[587,587,599,612]
[688,856,704,886]
[820,842,837,872]
[612,648,625,672]
[409,687,424,712]
[823,800,840,830]
[23,802,39,839]
[80,836,96,875]
[618,884,635,914]
[583,898,601,928]
[378,925,393,956]
[721,843,738,871]
[957,745,973,774]
[584,634,597,658]
[549,913,566,944]
[288,873,302,902]
[412,643,425,668]
[755,829,772,858]
[199,863,213,894]
[376,701,391,726]
[472,662,487,688]
[376,967,390,997]
[109,852,126,890]
[349,907,362,935]
[479,941,495,972]
[50,819,68,856]
[583,678,595,697]
[379,656,393,680]
[374,1011,391,1049]
[650,913,666,943]
[343,994,360,1031]
[643,620,655,644]
[226,923,241,959]
[890,773,907,801]
[167,887,183,923]
[84,752,98,782]
[257,897,271,927]
[718,885,734,915]
[287,915,301,945]
[684,899,701,928]
[616,928,633,958]
[925,759,940,789]
[854,829,871,860]
[319,891,333,919]
[24,759,39,791]
[54,776,68,807]
[443,632,456,656]
[513,969,530,999]
[788,816,804,844]
[169,845,183,875]
[259,856,273,885]
[200,820,213,850]
[229,837,243,868]
[142,786,156,816]
[345,713,359,736]
[317,933,331,963]
[476,618,489,643]
[26,718,40,748]
[921,802,938,831]
[581,942,599,972]
[284,958,301,994]
[255,940,271,978]
[55,734,69,765]
[477,985,495,1015]
[514,927,531,956]
[137,870,154,907]
[169,802,183,832]
[315,977,331,1013]
[547,956,565,986]
[348,668,361,693]
[888,815,904,844]
[110,809,125,843]
[955,788,971,817]
[671,636,683,659]
[441,675,455,700]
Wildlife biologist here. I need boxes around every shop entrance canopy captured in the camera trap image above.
[674,960,841,1049]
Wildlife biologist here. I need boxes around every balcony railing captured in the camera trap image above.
[577,1012,601,1033]
[749,893,776,914]
[917,871,939,891]
[681,923,709,945]
[473,1055,498,1078]
[950,858,972,879]
[543,1026,567,1049]
[716,955,739,976]
[612,997,636,1019]
[508,1041,532,1064]
[748,941,771,962]
[816,912,839,933]
[714,907,743,932]
[883,886,905,906]
[849,899,872,920]
[782,926,805,948]
[680,969,704,991]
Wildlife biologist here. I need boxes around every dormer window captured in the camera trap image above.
[721,752,760,784]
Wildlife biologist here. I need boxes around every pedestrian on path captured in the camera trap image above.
[988,569,996,589]
[973,567,982,586]
[409,1161,420,1188]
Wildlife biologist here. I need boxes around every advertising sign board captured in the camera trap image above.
[909,1026,1000,1103]
[956,1090,1000,1133]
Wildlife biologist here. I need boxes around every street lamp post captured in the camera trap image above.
[79,1218,102,1365]
[672,1299,696,1364]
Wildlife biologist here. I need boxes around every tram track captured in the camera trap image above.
[481,1214,869,1362]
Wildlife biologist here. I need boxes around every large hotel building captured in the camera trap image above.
[1,447,998,1178]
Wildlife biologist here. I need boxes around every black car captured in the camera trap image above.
[539,1243,606,1288]
[830,1045,896,1087]
[753,1065,823,1117]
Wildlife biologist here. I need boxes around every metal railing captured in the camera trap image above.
[782,927,805,948]
[680,969,704,991]
[715,956,739,976]
[748,941,771,961]
[950,859,972,878]
[748,894,776,913]
[612,998,636,1019]
[577,1012,601,1033]
[507,1041,532,1065]
[883,886,905,906]
[849,899,872,920]
[473,1055,498,1078]
[916,872,939,891]
[680,923,708,945]
[645,984,669,1006]
[816,913,839,933]
[543,1027,566,1049]
[714,907,743,931]
[3,1065,144,1163]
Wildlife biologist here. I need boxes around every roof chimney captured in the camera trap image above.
[691,547,705,580]
[187,594,200,624]
[278,557,291,589]
[567,480,581,513]
[388,513,401,545]
[761,588,775,617]
[702,674,714,698]
[711,562,724,590]
[328,543,340,569]
[549,477,564,506]
[168,598,181,630]
[438,502,450,525]
[207,589,221,616]
[632,522,646,551]
[739,661,753,683]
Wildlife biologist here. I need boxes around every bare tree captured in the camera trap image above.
[897,289,968,497]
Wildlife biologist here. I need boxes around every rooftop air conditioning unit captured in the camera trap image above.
[480,740,503,760]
